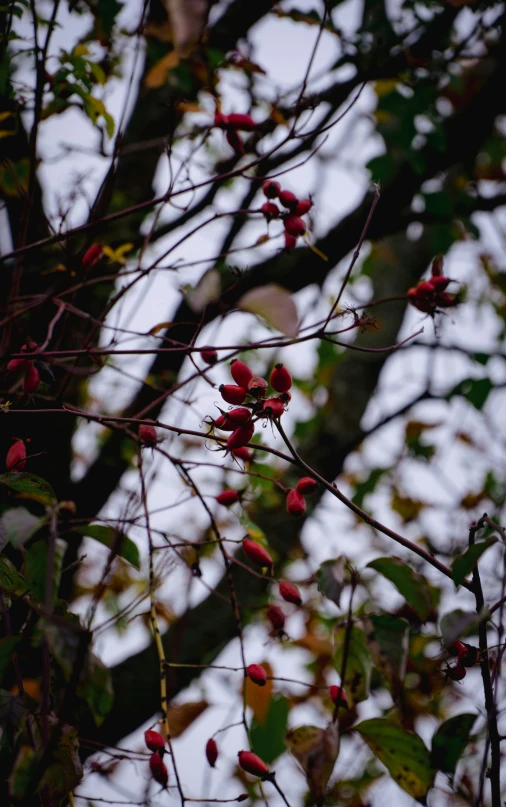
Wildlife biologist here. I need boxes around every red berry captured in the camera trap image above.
[428,276,450,292]
[329,685,348,708]
[214,110,228,127]
[279,581,302,606]
[139,424,158,446]
[294,199,312,216]
[20,341,38,353]
[226,422,255,451]
[261,398,285,419]
[261,202,280,220]
[232,447,253,462]
[6,439,26,471]
[230,360,253,389]
[448,640,467,658]
[278,190,298,209]
[242,538,273,569]
[226,128,244,155]
[227,408,252,425]
[220,384,247,405]
[284,232,297,250]
[7,358,29,373]
[226,113,257,131]
[416,281,434,297]
[200,347,218,365]
[436,292,457,308]
[214,414,236,431]
[446,664,466,681]
[145,730,165,753]
[206,738,218,767]
[283,215,306,237]
[266,604,285,630]
[262,180,281,199]
[270,363,292,393]
[286,489,306,517]
[296,477,317,495]
[216,489,240,506]
[237,750,269,778]
[149,752,169,787]
[82,243,103,268]
[23,364,40,394]
[247,376,268,398]
[247,663,268,686]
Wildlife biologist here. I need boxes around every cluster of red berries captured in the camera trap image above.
[144,730,168,788]
[407,256,458,315]
[286,476,318,517]
[214,110,257,155]
[444,639,479,682]
[260,180,313,250]
[7,342,41,394]
[5,438,26,471]
[209,359,292,455]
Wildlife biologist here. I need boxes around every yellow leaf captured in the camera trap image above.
[73,44,89,57]
[145,51,181,89]
[102,243,134,265]
[245,661,273,724]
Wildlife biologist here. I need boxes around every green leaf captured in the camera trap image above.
[451,537,497,587]
[0,636,21,679]
[447,378,493,410]
[367,557,432,622]
[363,614,409,699]
[334,626,372,705]
[250,695,289,764]
[23,538,66,606]
[75,524,140,570]
[355,718,435,802]
[0,472,56,505]
[238,512,266,542]
[317,556,347,606]
[0,556,25,596]
[0,507,47,549]
[439,608,489,647]
[430,713,476,775]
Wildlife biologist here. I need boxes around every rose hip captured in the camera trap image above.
[206,738,218,767]
[149,753,168,787]
[329,685,348,708]
[278,190,298,209]
[247,663,268,686]
[139,424,158,446]
[230,360,253,388]
[23,364,40,394]
[145,730,165,753]
[237,750,269,778]
[216,489,240,506]
[279,581,302,606]
[220,384,247,405]
[242,538,273,568]
[226,421,255,451]
[261,201,280,220]
[247,376,268,398]
[270,363,292,393]
[262,180,281,199]
[283,215,306,237]
[286,489,306,517]
[266,604,285,630]
[200,347,218,365]
[6,439,26,471]
[296,477,317,495]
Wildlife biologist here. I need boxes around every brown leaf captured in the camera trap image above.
[163,0,209,52]
[163,700,208,738]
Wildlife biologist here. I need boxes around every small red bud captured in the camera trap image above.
[329,685,348,708]
[278,190,298,209]
[262,180,281,199]
[23,363,40,394]
[230,360,253,389]
[206,738,218,767]
[139,424,158,446]
[266,604,285,630]
[6,439,26,471]
[200,347,218,365]
[82,243,103,268]
[226,422,255,451]
[237,750,269,778]
[270,363,292,393]
[216,489,240,506]
[286,489,306,517]
[247,376,268,398]
[296,477,317,495]
[145,730,165,753]
[242,538,273,568]
[220,384,247,405]
[149,752,169,787]
[247,663,268,686]
[294,199,313,216]
[279,581,302,606]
